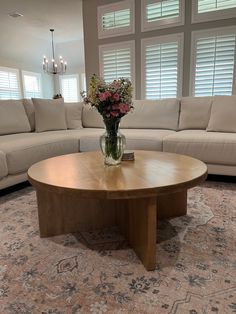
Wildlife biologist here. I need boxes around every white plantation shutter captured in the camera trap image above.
[142,0,184,31]
[99,41,135,84]
[146,0,179,22]
[60,75,79,102]
[0,67,21,99]
[193,0,236,22]
[142,34,183,99]
[102,9,130,30]
[192,31,236,96]
[22,71,42,98]
[198,0,236,13]
[98,0,134,38]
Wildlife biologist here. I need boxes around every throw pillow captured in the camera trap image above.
[64,102,83,129]
[32,98,67,132]
[207,95,236,133]
[23,98,35,131]
[0,100,31,135]
[82,105,104,128]
[179,96,212,130]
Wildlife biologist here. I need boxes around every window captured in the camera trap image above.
[142,0,185,32]
[80,73,86,93]
[99,41,135,87]
[192,0,236,23]
[141,33,183,99]
[0,67,21,99]
[22,71,42,99]
[97,0,135,38]
[60,75,79,102]
[190,27,236,96]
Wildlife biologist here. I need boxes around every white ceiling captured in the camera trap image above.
[0,0,84,71]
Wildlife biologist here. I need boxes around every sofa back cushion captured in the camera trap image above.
[0,100,31,135]
[23,99,35,131]
[120,99,180,130]
[207,95,236,132]
[179,96,212,130]
[82,105,104,128]
[65,102,83,129]
[32,98,67,132]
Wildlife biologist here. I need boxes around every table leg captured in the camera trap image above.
[36,189,117,237]
[117,197,157,271]
[157,190,187,219]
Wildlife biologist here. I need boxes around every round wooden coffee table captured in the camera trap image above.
[28,151,207,270]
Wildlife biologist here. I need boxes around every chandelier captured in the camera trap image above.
[42,29,67,75]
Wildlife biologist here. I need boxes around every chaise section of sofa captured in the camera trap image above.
[163,130,236,175]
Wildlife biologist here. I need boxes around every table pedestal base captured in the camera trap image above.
[36,189,187,271]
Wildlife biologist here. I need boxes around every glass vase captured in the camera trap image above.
[100,118,126,166]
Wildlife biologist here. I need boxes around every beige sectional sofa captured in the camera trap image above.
[0,95,236,190]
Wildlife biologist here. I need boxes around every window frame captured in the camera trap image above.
[97,0,135,39]
[59,74,80,102]
[22,70,42,99]
[0,66,22,100]
[189,26,236,97]
[141,0,185,32]
[141,33,184,100]
[99,40,136,94]
[192,0,236,23]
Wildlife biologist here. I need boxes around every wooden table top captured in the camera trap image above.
[28,151,207,199]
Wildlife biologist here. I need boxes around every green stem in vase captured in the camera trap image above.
[103,118,122,160]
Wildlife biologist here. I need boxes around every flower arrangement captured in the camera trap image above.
[81,74,133,120]
[81,74,133,165]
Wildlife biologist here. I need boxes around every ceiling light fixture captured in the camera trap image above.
[8,12,23,18]
[42,29,67,75]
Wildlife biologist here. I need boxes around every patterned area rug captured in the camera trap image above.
[1,181,236,314]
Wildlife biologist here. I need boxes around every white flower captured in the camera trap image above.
[90,300,108,314]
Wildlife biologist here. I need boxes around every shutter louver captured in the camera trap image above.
[144,41,179,99]
[0,69,21,100]
[146,0,179,22]
[102,48,131,82]
[102,9,130,30]
[198,0,236,13]
[23,74,42,98]
[194,34,236,96]
[61,77,78,102]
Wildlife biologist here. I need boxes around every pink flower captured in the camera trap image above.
[119,103,130,114]
[99,91,111,101]
[113,93,120,101]
[99,93,106,101]
[112,104,119,110]
[111,111,119,117]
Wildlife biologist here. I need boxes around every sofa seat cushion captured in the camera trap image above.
[80,129,176,152]
[0,150,8,179]
[0,132,79,175]
[163,130,236,166]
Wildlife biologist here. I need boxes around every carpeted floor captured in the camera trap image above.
[0,181,236,314]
